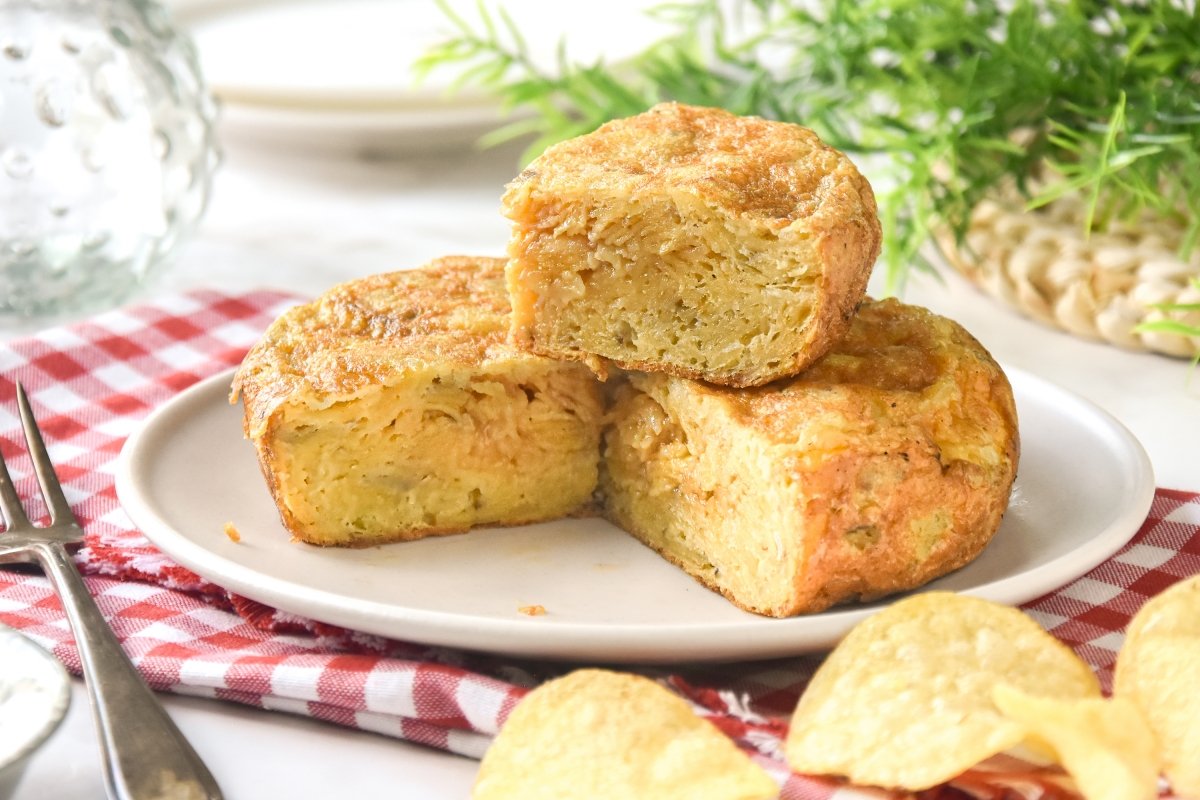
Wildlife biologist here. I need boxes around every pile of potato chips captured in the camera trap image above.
[471,577,1200,800]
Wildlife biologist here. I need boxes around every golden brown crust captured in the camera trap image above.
[601,298,1020,617]
[505,102,877,229]
[233,257,518,438]
[501,102,881,387]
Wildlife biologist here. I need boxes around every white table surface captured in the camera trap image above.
[5,119,1198,800]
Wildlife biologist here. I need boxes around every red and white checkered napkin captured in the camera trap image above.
[0,289,1197,798]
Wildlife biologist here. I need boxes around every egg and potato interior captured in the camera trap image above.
[601,298,1018,616]
[231,257,605,546]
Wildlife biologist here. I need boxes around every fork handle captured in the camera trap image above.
[32,542,224,800]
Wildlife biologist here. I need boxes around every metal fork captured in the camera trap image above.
[0,382,223,800]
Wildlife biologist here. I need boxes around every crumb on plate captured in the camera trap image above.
[518,604,547,617]
[223,522,241,543]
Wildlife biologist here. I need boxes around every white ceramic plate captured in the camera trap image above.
[167,0,668,152]
[116,367,1154,663]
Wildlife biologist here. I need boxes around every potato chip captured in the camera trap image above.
[472,669,778,800]
[785,592,1099,790]
[1114,574,1200,799]
[992,685,1160,800]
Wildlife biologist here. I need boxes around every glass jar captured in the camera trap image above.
[0,0,219,317]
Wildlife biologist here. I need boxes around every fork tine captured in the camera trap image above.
[16,383,78,527]
[0,420,30,530]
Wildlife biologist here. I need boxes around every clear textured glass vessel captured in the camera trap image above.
[0,0,219,317]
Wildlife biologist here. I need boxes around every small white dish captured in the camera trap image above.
[0,625,70,800]
[115,366,1155,663]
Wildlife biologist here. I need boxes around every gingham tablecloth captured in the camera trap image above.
[0,289,1196,799]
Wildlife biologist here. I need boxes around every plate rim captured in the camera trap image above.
[115,366,1155,662]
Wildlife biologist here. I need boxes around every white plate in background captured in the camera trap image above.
[116,367,1154,663]
[166,0,669,152]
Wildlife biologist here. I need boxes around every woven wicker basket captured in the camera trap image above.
[936,188,1200,359]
